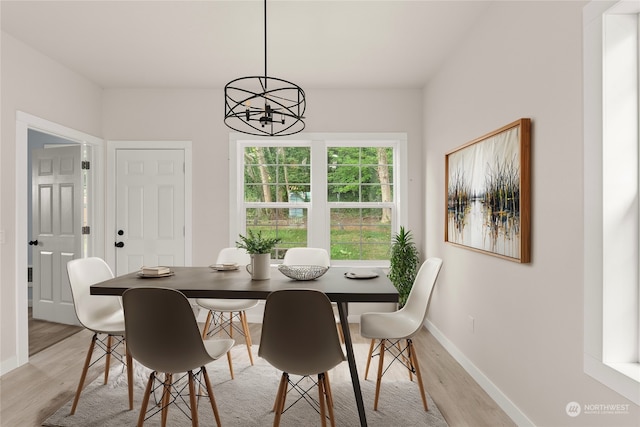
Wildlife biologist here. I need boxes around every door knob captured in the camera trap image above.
[28,240,38,246]
[115,241,125,248]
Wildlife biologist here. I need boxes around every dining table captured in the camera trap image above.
[90,265,398,427]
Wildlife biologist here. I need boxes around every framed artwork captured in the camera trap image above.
[445,118,531,263]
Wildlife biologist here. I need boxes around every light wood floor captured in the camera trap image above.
[28,308,83,356]
[0,323,516,427]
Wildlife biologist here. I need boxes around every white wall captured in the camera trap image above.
[423,1,639,426]
[102,88,425,266]
[0,33,103,373]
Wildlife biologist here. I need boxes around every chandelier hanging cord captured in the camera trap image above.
[263,0,267,85]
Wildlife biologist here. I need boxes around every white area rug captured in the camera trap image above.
[43,344,448,426]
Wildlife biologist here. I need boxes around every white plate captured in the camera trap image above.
[137,271,174,278]
[209,264,240,271]
[344,270,379,279]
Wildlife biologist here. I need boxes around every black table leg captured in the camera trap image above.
[337,301,367,427]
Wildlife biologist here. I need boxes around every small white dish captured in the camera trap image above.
[344,270,379,280]
[210,264,240,271]
[137,271,174,278]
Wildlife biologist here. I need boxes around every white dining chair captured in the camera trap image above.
[66,257,133,415]
[360,257,443,411]
[282,247,331,267]
[196,247,257,379]
[259,289,346,427]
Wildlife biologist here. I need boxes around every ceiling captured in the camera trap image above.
[1,1,491,90]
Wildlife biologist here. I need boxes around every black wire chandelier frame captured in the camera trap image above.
[224,0,306,137]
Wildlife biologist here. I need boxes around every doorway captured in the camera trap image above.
[15,112,104,365]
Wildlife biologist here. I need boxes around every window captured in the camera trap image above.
[229,134,408,265]
[584,0,640,404]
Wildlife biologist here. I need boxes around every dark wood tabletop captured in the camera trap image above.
[90,265,399,303]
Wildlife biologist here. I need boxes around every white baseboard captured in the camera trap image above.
[0,356,18,377]
[424,320,534,427]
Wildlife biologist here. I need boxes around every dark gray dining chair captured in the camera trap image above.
[259,289,345,427]
[123,287,234,427]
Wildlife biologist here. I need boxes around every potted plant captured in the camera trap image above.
[388,226,420,307]
[236,230,281,280]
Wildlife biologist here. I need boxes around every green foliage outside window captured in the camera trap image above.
[242,145,395,261]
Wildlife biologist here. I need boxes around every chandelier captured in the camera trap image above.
[224,0,306,137]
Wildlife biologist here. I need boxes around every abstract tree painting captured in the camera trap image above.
[445,118,531,263]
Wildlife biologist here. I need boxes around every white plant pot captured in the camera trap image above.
[246,253,271,280]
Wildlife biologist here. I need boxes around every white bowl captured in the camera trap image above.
[278,265,329,281]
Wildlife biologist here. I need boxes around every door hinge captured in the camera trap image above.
[81,226,90,235]
[82,161,90,170]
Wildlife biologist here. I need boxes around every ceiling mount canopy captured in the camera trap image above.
[224,0,306,137]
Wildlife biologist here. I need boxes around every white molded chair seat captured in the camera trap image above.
[123,287,234,427]
[360,257,443,412]
[66,257,133,415]
[196,247,256,379]
[197,299,258,312]
[259,289,345,427]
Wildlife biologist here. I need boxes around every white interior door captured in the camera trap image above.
[31,145,82,325]
[115,149,185,275]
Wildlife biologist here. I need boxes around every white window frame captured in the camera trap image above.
[583,0,640,405]
[228,132,408,267]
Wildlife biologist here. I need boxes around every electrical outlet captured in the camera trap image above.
[0,230,5,244]
[468,315,475,333]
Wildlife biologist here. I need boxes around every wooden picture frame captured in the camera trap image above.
[445,118,531,263]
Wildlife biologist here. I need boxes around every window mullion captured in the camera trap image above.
[309,141,328,249]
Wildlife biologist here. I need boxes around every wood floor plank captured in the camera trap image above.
[0,323,515,426]
[28,310,83,356]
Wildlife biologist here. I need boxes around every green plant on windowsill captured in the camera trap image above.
[235,229,282,255]
[388,226,420,308]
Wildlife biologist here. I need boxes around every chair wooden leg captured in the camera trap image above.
[273,373,288,427]
[188,371,199,427]
[272,372,286,411]
[318,373,328,427]
[324,370,334,408]
[226,349,235,379]
[364,339,375,380]
[126,347,134,410]
[202,366,222,427]
[322,373,336,427]
[240,311,255,365]
[138,371,155,427]
[70,333,98,415]
[202,311,213,339]
[373,339,386,411]
[161,373,172,427]
[408,339,428,411]
[104,335,113,384]
[337,322,345,344]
